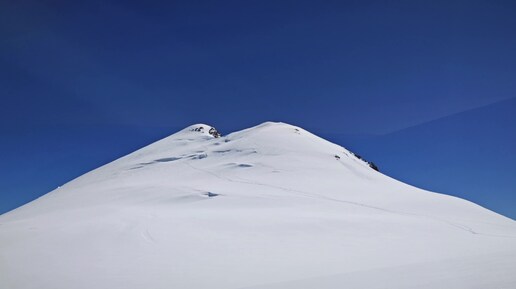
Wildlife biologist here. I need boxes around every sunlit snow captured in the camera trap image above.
[1,122,515,289]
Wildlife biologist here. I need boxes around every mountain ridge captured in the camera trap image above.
[1,121,515,289]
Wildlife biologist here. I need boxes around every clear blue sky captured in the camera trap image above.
[1,0,515,218]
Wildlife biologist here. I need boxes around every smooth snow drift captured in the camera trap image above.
[1,122,515,289]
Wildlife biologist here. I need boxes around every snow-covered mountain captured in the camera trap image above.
[1,122,515,289]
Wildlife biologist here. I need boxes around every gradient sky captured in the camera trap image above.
[1,0,515,218]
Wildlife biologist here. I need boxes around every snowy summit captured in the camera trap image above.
[0,122,515,289]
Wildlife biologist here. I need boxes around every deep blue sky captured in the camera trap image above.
[1,0,515,218]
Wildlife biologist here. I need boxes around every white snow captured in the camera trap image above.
[1,121,515,289]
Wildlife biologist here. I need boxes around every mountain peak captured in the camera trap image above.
[1,121,515,289]
[181,124,221,138]
[253,121,301,131]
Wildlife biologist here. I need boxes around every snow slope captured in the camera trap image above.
[1,122,515,289]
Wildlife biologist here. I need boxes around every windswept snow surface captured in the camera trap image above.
[1,122,515,289]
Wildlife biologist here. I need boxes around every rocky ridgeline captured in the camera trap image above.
[190,126,221,138]
[352,152,379,171]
